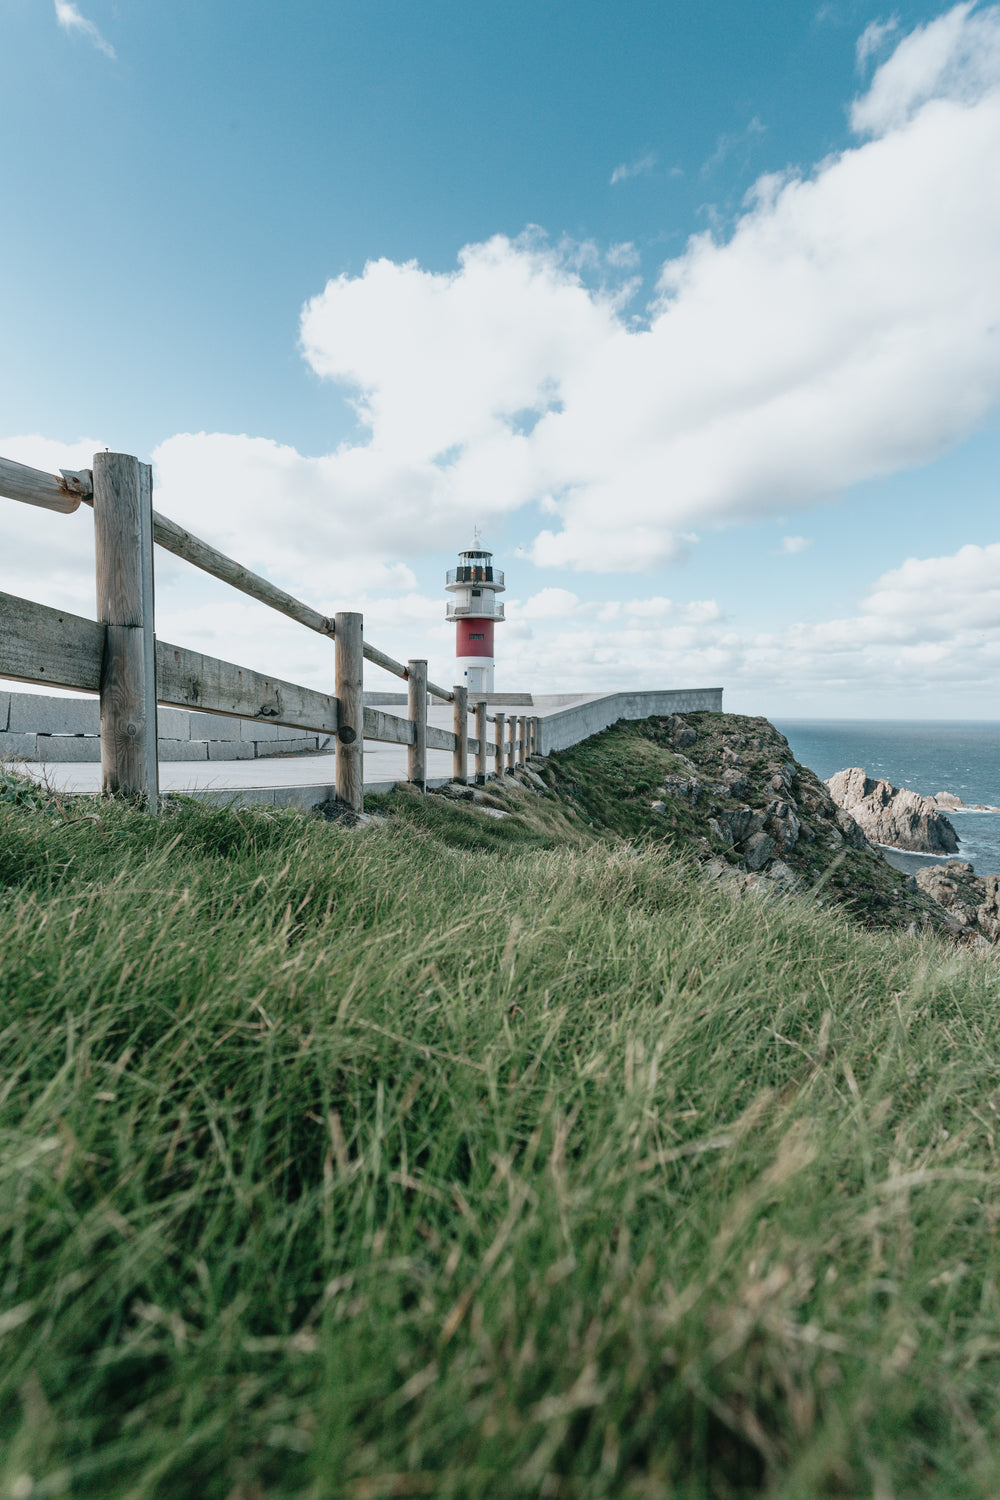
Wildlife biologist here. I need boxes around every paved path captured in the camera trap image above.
[17,699,598,806]
[14,689,721,808]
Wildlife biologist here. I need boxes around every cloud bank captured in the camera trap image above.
[243,1,1000,577]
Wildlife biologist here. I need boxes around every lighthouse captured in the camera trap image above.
[446,529,505,696]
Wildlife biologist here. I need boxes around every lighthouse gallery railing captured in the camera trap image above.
[0,451,538,812]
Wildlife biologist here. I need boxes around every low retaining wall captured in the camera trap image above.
[1,690,346,763]
[536,688,723,756]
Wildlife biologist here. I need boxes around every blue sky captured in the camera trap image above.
[2,0,999,715]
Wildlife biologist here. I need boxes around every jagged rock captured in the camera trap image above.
[519,766,547,790]
[723,747,744,766]
[932,791,963,809]
[766,799,801,853]
[650,800,666,814]
[744,831,775,870]
[722,768,749,798]
[826,768,958,855]
[716,807,764,845]
[915,863,1000,942]
[666,714,698,748]
[768,763,796,795]
[662,775,702,803]
[833,806,871,851]
[708,816,733,847]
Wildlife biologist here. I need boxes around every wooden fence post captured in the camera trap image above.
[408,659,427,791]
[533,715,542,757]
[507,715,517,772]
[494,711,505,781]
[334,611,364,813]
[518,715,528,767]
[474,699,488,783]
[92,451,158,807]
[453,684,468,784]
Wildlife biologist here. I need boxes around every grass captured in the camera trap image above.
[2,760,1000,1498]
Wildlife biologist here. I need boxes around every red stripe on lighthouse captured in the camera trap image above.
[457,618,494,657]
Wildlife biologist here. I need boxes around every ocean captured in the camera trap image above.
[773,720,1000,879]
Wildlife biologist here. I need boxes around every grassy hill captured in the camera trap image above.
[2,721,1000,1499]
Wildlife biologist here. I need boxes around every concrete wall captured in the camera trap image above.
[0,690,333,763]
[536,688,724,756]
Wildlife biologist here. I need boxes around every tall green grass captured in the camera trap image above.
[2,783,1000,1498]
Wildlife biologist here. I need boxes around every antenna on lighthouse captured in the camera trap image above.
[472,523,483,548]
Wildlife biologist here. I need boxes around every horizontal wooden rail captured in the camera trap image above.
[363,641,407,680]
[363,706,413,745]
[0,590,103,691]
[158,642,338,733]
[150,511,335,638]
[427,679,455,703]
[0,456,91,515]
[0,590,339,735]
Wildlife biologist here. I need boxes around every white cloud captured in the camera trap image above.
[283,3,1000,575]
[610,152,657,186]
[780,535,812,554]
[493,541,1000,709]
[851,2,1000,133]
[54,1,115,59]
[856,16,900,72]
[25,5,989,592]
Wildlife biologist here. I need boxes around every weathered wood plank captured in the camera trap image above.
[0,591,103,692]
[427,678,455,703]
[425,723,457,752]
[155,640,338,733]
[363,707,414,745]
[0,456,87,514]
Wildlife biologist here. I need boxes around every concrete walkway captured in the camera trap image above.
[16,701,566,808]
[15,689,723,808]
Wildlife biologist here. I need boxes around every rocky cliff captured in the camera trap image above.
[530,712,998,948]
[825,767,959,854]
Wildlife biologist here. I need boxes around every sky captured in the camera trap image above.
[2,0,999,717]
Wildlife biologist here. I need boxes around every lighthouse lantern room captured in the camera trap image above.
[445,529,505,696]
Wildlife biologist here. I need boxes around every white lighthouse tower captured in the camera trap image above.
[446,529,505,696]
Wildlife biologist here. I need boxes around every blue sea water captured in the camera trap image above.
[772,720,1000,878]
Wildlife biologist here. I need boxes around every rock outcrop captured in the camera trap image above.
[826,768,959,855]
[914,862,1000,945]
[543,711,997,947]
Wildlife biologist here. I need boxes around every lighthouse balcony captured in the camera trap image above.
[446,566,504,589]
[446,600,505,620]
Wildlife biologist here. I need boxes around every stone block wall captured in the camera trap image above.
[0,691,333,763]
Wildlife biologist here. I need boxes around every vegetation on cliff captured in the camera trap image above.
[1,728,1000,1499]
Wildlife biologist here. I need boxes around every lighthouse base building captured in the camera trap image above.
[446,538,505,696]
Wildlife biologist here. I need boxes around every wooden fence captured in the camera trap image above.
[0,451,539,811]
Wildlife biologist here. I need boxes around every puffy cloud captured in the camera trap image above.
[495,541,1000,709]
[283,3,1000,574]
[37,6,992,588]
[851,2,1000,132]
[780,535,812,554]
[54,1,115,59]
